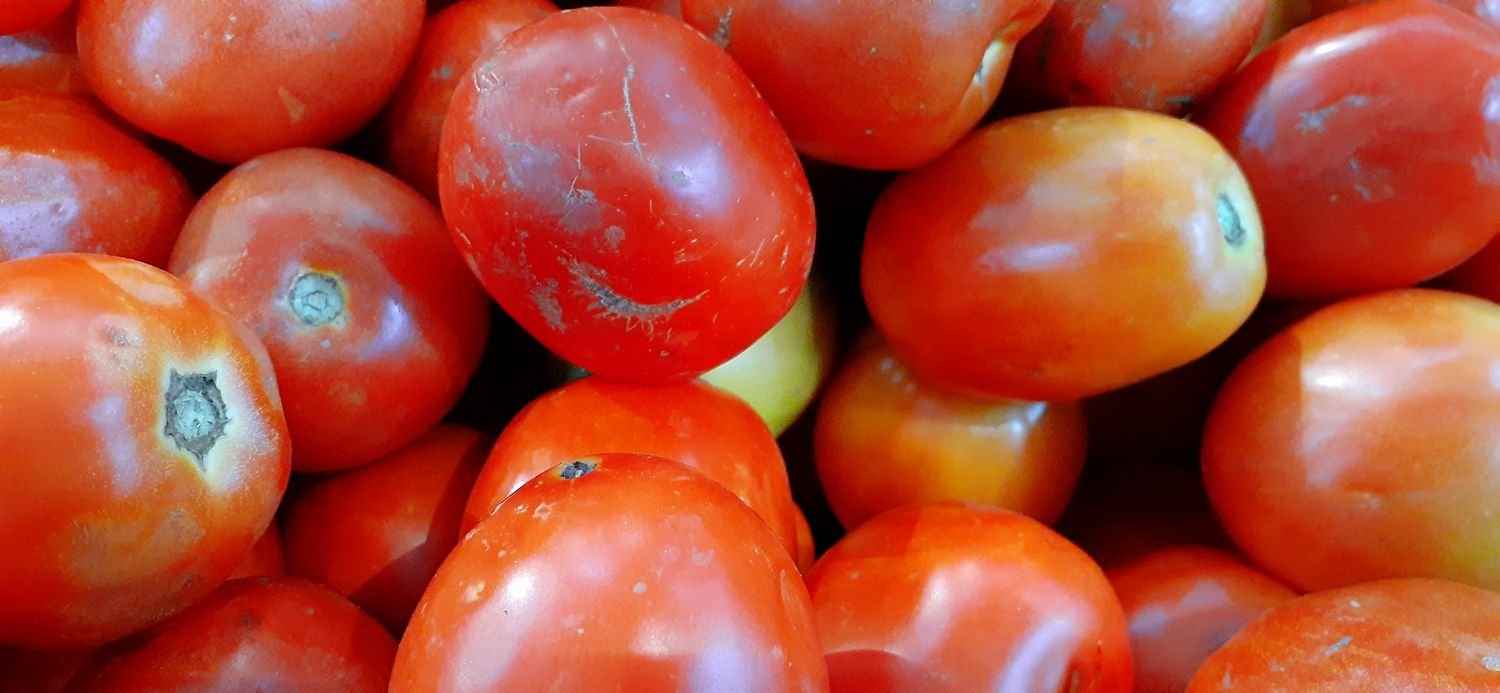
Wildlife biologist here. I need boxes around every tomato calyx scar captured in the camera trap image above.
[163,369,229,471]
[287,270,346,327]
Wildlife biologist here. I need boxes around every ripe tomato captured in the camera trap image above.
[1196,0,1500,298]
[393,454,828,691]
[1311,0,1500,27]
[0,0,71,35]
[229,522,286,580]
[0,8,88,98]
[1204,289,1500,592]
[1107,546,1297,693]
[283,424,490,633]
[169,148,490,472]
[864,107,1265,401]
[808,502,1131,692]
[1441,234,1500,303]
[1188,578,1500,690]
[440,6,815,384]
[0,89,190,265]
[0,254,290,650]
[1058,462,1232,570]
[680,0,1053,170]
[381,0,558,202]
[76,0,423,163]
[83,577,397,692]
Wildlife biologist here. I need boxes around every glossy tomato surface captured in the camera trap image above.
[440,7,815,384]
[0,8,89,98]
[0,254,290,650]
[0,0,71,35]
[1311,0,1500,27]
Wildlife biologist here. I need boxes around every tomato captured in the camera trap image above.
[76,0,423,163]
[1311,0,1500,27]
[808,502,1131,691]
[1204,289,1500,592]
[462,375,802,560]
[814,333,1086,530]
[1196,1,1500,299]
[169,148,490,472]
[82,577,397,692]
[283,424,489,633]
[0,89,190,265]
[0,8,88,98]
[0,254,290,649]
[1441,233,1500,303]
[1188,578,1500,691]
[381,0,557,202]
[1058,462,1232,570]
[1107,546,1297,693]
[0,0,71,36]
[229,522,286,580]
[864,107,1265,401]
[680,0,1053,170]
[393,454,828,691]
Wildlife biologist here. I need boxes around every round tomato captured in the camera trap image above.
[393,454,828,691]
[0,254,290,650]
[0,8,89,98]
[864,107,1265,401]
[229,522,286,581]
[0,0,71,35]
[1311,0,1500,27]
[440,6,815,384]
[169,148,490,472]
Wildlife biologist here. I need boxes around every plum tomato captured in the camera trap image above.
[0,254,290,650]
[440,7,815,384]
[1440,233,1500,303]
[0,0,71,36]
[1195,0,1500,298]
[1311,0,1500,27]
[76,0,424,163]
[1204,289,1500,592]
[169,148,491,473]
[393,454,828,691]
[863,107,1266,401]
[229,522,286,581]
[0,8,88,98]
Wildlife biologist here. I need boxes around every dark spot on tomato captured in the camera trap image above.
[559,459,597,480]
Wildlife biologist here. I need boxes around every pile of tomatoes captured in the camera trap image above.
[1,0,1497,690]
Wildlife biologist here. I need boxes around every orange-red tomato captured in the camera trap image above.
[1440,233,1500,303]
[808,502,1132,692]
[229,522,286,580]
[169,148,490,472]
[1204,289,1500,592]
[1188,578,1500,691]
[0,254,290,650]
[864,107,1266,401]
[1311,0,1500,27]
[393,454,829,691]
[283,424,489,633]
[0,0,71,35]
[1108,546,1297,693]
[1058,462,1232,570]
[0,8,89,98]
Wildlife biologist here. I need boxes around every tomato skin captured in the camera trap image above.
[283,424,489,633]
[441,7,815,385]
[1251,0,1315,54]
[1196,1,1500,299]
[0,0,71,35]
[0,8,89,98]
[394,454,829,692]
[0,254,290,650]
[864,107,1265,401]
[169,149,490,472]
[76,0,423,163]
[616,0,681,14]
[1204,289,1500,592]
[1188,578,1500,691]
[1311,0,1500,27]
[229,522,286,580]
[0,646,97,693]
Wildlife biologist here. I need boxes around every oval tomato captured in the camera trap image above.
[229,522,286,580]
[0,8,89,98]
[0,0,71,36]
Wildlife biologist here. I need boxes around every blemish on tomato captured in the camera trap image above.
[162,369,229,471]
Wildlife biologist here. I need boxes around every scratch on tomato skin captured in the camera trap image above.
[1296,94,1371,134]
[1324,635,1353,656]
[602,21,645,158]
[564,259,704,333]
[711,8,734,49]
[530,279,566,332]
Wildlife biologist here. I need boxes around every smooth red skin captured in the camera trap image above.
[1312,0,1500,27]
[1189,578,1500,691]
[83,577,396,692]
[0,254,291,650]
[76,0,422,163]
[393,454,829,692]
[1196,1,1500,299]
[808,503,1131,692]
[229,522,286,580]
[0,8,89,97]
[440,7,815,384]
[1008,0,1267,115]
[1441,229,1500,303]
[681,0,1054,170]
[283,424,489,633]
[1204,289,1500,592]
[1108,546,1297,693]
[169,149,491,472]
[462,376,801,559]
[1058,462,1233,570]
[382,0,557,202]
[616,0,681,14]
[0,89,190,265]
[0,0,71,35]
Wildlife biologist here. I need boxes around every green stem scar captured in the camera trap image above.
[288,271,346,326]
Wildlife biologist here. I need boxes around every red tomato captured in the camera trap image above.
[1311,0,1500,27]
[1188,578,1500,690]
[864,107,1266,401]
[1196,0,1500,298]
[229,522,286,580]
[76,0,423,163]
[440,7,815,384]
[1204,289,1500,592]
[0,89,190,265]
[169,148,490,472]
[393,454,829,691]
[1440,232,1500,303]
[680,0,1054,170]
[0,254,290,649]
[0,0,71,35]
[808,502,1132,692]
[1108,546,1297,693]
[0,8,88,98]
[1057,462,1233,570]
[283,424,490,633]
[83,577,397,692]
